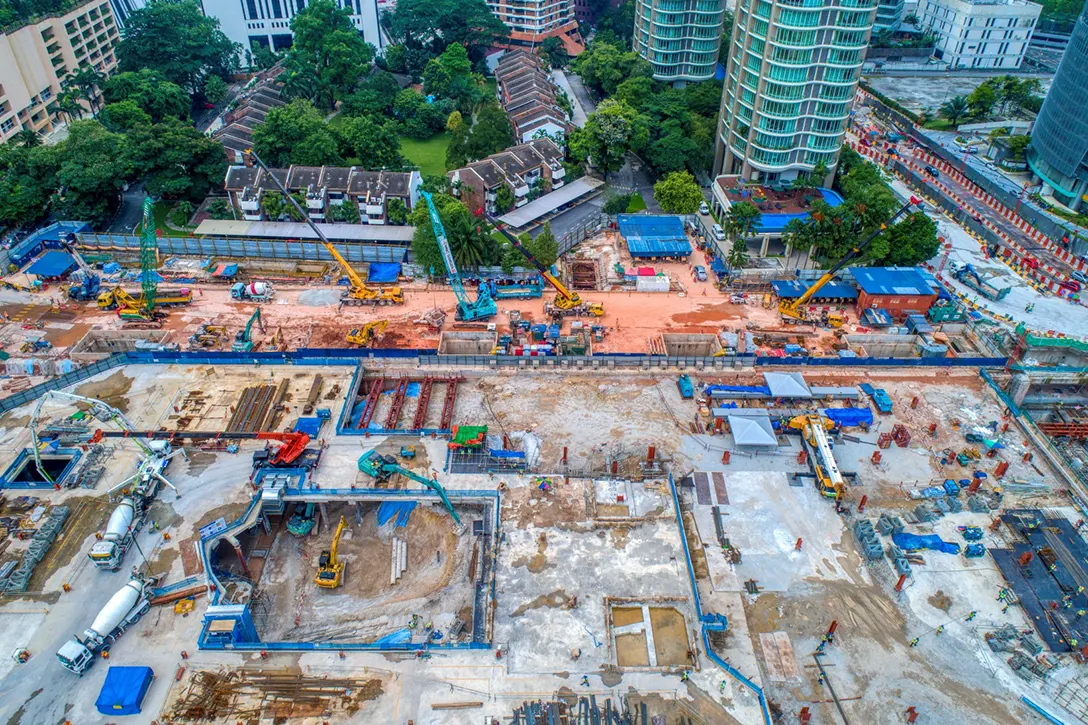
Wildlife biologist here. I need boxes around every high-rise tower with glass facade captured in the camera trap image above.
[633,0,727,85]
[713,0,877,183]
[1027,0,1088,211]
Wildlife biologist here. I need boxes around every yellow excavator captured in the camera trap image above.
[245,149,403,307]
[779,196,923,326]
[347,319,388,346]
[315,515,347,589]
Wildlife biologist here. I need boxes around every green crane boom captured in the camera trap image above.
[357,450,463,528]
[139,197,158,316]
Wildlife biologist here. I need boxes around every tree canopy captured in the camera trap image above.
[569,98,649,175]
[423,43,485,115]
[117,0,238,96]
[446,102,514,168]
[409,192,501,272]
[281,0,376,110]
[785,148,939,267]
[385,0,507,59]
[572,41,653,97]
[653,171,703,214]
[102,69,190,123]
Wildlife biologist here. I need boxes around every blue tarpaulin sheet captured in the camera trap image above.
[489,449,525,459]
[710,259,727,275]
[892,532,960,555]
[293,417,324,438]
[705,384,771,397]
[26,251,76,278]
[771,280,858,300]
[95,666,154,715]
[377,501,416,527]
[822,408,874,427]
[382,382,420,398]
[373,629,413,646]
[212,263,239,277]
[367,262,401,283]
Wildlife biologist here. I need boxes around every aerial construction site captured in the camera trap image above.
[2,148,1088,725]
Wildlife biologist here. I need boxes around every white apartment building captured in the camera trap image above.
[917,0,1040,69]
[714,0,876,183]
[199,0,382,58]
[0,0,120,143]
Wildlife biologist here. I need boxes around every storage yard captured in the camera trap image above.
[0,173,1087,725]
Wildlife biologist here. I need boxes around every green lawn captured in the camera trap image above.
[399,133,451,177]
[626,193,647,213]
[922,118,955,131]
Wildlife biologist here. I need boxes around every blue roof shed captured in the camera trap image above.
[849,267,936,297]
[771,280,858,300]
[95,666,154,715]
[618,215,692,258]
[26,251,76,278]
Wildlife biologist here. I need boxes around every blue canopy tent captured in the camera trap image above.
[367,262,401,283]
[26,251,76,278]
[95,666,154,716]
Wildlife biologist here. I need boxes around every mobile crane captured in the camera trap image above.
[789,415,845,500]
[421,190,496,321]
[779,197,923,326]
[358,449,464,532]
[245,150,403,307]
[60,232,101,302]
[232,307,264,352]
[490,217,603,318]
[315,515,347,588]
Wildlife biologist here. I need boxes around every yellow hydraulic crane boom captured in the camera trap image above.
[489,216,603,316]
[245,150,403,307]
[780,196,923,324]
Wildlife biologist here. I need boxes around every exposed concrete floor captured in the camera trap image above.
[0,362,1081,725]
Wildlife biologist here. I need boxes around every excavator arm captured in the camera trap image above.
[780,196,923,322]
[490,217,579,304]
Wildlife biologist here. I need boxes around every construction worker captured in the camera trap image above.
[581,675,590,687]
[1071,638,1079,649]
[719,681,726,694]
[965,611,977,622]
[1078,610,1086,619]
[909,637,920,648]
[1002,604,1010,614]
[680,671,690,683]
[935,625,944,635]
[997,589,1007,602]
[816,672,825,687]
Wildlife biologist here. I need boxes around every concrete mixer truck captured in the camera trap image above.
[230,281,275,302]
[87,498,139,571]
[56,576,151,675]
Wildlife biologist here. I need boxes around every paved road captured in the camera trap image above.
[564,73,597,118]
[610,153,661,214]
[108,181,146,233]
[551,70,588,128]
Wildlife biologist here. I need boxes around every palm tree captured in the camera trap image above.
[69,68,105,118]
[14,129,40,148]
[55,90,84,125]
[939,96,969,127]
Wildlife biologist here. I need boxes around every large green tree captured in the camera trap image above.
[252,99,343,167]
[283,0,376,110]
[572,41,652,97]
[117,0,238,95]
[0,143,59,228]
[102,69,190,123]
[387,0,507,57]
[653,171,703,214]
[338,116,404,169]
[423,43,483,115]
[409,192,499,272]
[125,118,227,199]
[569,99,649,175]
[52,121,133,222]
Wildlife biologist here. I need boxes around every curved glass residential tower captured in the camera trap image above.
[1028,0,1088,211]
[713,0,877,183]
[633,0,727,85]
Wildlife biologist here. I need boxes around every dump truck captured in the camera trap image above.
[87,498,139,571]
[230,281,275,302]
[56,577,151,675]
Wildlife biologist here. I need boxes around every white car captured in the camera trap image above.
[699,201,710,215]
[712,223,725,241]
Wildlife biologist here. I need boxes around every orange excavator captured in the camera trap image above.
[91,430,320,468]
